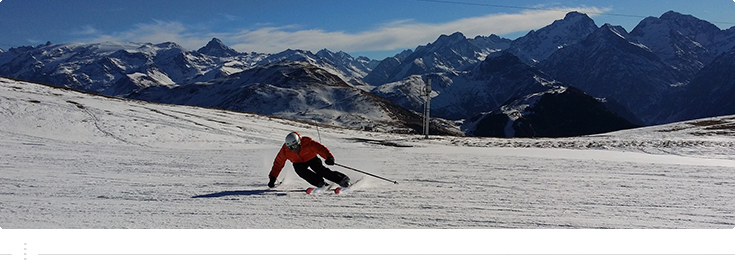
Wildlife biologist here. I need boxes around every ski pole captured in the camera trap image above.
[335,163,399,184]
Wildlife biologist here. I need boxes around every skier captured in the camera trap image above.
[268,132,350,188]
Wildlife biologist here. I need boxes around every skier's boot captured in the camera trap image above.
[339,176,351,188]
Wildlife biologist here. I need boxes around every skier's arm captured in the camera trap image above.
[309,139,334,161]
[269,145,288,179]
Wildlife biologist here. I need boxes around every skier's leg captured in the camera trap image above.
[306,157,350,186]
[293,162,326,187]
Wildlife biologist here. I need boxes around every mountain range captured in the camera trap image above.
[1,10,734,137]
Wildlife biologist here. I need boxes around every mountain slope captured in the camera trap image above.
[671,46,735,121]
[538,24,687,125]
[0,40,272,95]
[363,32,510,86]
[127,61,461,135]
[463,86,639,137]
[316,49,378,79]
[629,11,726,78]
[0,39,374,97]
[371,52,554,120]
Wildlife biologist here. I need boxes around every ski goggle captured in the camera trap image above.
[286,142,301,150]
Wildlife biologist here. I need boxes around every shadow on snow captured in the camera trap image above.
[192,189,304,198]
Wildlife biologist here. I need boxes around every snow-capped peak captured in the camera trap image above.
[197,38,240,57]
[507,11,598,64]
[630,10,725,78]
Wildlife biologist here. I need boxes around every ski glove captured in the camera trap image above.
[268,176,277,188]
[325,157,335,166]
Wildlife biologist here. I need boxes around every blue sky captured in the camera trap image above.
[1,0,734,59]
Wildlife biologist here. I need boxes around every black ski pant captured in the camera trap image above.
[293,157,347,186]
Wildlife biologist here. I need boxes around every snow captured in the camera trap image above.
[1,77,735,256]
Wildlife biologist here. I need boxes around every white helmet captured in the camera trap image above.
[285,132,301,150]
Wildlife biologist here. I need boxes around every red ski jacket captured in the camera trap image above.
[269,136,334,178]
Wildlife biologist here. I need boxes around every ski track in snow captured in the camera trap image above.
[1,77,735,229]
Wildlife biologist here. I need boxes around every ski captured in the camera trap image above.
[305,178,363,194]
[305,187,324,194]
[305,183,334,194]
[334,186,348,194]
[334,178,363,194]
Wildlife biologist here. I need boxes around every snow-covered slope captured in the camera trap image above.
[125,61,461,135]
[2,77,735,229]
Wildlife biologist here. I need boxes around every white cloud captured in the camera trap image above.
[82,7,607,54]
[73,25,100,36]
[91,20,206,47]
